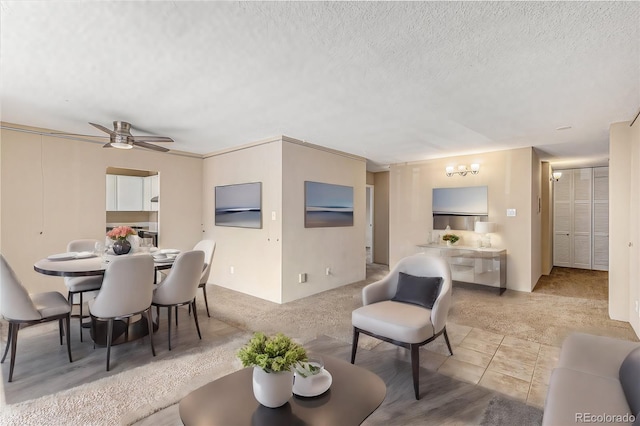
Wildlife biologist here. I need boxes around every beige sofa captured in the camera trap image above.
[543,332,640,426]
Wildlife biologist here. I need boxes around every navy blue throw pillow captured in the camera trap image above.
[391,272,442,309]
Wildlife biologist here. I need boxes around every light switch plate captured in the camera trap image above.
[507,209,517,217]
[271,211,276,220]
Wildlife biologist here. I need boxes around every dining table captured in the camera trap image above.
[33,251,177,345]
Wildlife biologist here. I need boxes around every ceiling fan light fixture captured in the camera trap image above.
[111,141,133,149]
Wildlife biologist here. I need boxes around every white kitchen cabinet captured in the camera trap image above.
[116,176,144,211]
[143,174,159,211]
[106,175,117,211]
[106,174,144,211]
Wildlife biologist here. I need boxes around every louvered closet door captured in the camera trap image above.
[592,168,609,271]
[572,169,592,269]
[553,173,571,267]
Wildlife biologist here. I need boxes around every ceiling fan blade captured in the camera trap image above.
[132,136,174,143]
[89,122,116,136]
[133,141,170,152]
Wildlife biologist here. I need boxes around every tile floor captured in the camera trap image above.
[371,322,561,408]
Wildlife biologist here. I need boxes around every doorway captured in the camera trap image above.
[366,185,374,264]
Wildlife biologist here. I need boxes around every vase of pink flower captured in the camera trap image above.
[107,226,136,255]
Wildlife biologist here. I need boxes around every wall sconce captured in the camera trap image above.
[550,171,562,182]
[474,221,497,248]
[446,164,480,177]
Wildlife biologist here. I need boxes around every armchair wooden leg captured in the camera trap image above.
[191,300,202,340]
[175,306,179,326]
[2,322,13,363]
[350,328,360,364]
[410,343,420,400]
[202,285,211,317]
[443,327,453,356]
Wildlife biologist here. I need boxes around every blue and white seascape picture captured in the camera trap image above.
[215,182,262,229]
[305,181,354,228]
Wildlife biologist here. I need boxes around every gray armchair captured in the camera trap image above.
[1,254,72,382]
[351,254,453,399]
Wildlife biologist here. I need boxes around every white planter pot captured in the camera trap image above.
[252,367,293,408]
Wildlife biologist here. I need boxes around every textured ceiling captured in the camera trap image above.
[1,1,638,170]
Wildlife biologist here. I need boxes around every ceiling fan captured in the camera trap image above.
[89,121,173,152]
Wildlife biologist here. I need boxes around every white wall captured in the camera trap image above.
[281,140,366,303]
[389,147,537,292]
[610,121,640,334]
[0,124,203,294]
[202,136,366,303]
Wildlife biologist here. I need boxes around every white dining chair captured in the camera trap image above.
[88,255,156,371]
[65,239,103,342]
[152,250,205,350]
[192,240,216,317]
[0,254,72,382]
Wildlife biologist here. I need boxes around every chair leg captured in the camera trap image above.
[175,306,179,326]
[443,327,453,355]
[106,319,113,372]
[167,306,172,351]
[192,300,202,340]
[59,318,64,345]
[2,322,13,363]
[202,284,210,318]
[350,328,360,364]
[8,322,19,382]
[79,292,84,342]
[411,343,420,400]
[146,308,156,357]
[65,314,72,363]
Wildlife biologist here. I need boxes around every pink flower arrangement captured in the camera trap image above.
[107,226,136,241]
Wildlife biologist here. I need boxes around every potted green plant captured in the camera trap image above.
[237,332,307,408]
[442,233,460,246]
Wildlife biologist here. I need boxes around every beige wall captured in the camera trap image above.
[281,141,366,302]
[540,161,554,276]
[389,147,537,292]
[202,139,283,303]
[530,150,542,287]
[610,120,640,335]
[373,171,390,265]
[202,137,366,303]
[0,124,203,294]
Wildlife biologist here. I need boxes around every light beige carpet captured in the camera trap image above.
[0,334,250,426]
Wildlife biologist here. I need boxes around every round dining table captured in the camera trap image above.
[33,253,174,345]
[34,253,173,277]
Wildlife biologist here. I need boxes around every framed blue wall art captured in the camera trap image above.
[215,182,262,229]
[304,181,354,228]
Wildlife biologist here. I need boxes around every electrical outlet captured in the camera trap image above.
[272,211,276,220]
[298,273,307,283]
[230,266,234,274]
[507,209,517,217]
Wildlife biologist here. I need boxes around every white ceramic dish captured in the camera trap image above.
[160,249,180,255]
[154,257,175,263]
[75,251,96,259]
[47,252,78,261]
[153,253,167,260]
[293,369,332,397]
